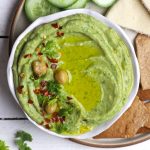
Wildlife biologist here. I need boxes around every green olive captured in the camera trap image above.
[45,103,57,114]
[32,60,47,77]
[54,69,69,84]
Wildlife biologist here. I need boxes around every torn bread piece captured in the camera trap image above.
[93,97,149,139]
[138,89,150,101]
[142,0,150,12]
[135,34,150,90]
[145,103,150,128]
[106,0,150,36]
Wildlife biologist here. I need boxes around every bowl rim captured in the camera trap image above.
[7,9,140,139]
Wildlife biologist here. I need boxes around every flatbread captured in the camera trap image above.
[106,0,150,36]
[141,0,150,12]
[93,97,149,139]
[145,102,150,128]
[135,34,150,90]
[137,127,150,133]
[137,89,150,101]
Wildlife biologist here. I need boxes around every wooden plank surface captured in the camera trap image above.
[0,120,150,150]
[0,39,25,118]
[0,120,98,150]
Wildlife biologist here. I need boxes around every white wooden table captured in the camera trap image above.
[0,0,149,149]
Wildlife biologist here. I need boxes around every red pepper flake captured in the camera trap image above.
[67,96,72,100]
[45,124,50,129]
[39,121,44,125]
[17,85,24,94]
[40,80,47,87]
[51,23,59,29]
[50,116,65,123]
[55,116,59,122]
[40,89,52,97]
[60,117,65,123]
[51,64,57,70]
[45,118,51,123]
[38,52,43,56]
[24,54,32,58]
[56,31,64,37]
[52,112,58,117]
[47,58,58,63]
[28,99,33,104]
[44,90,49,96]
[33,89,40,94]
[50,118,55,123]
[40,89,46,95]
[45,63,48,68]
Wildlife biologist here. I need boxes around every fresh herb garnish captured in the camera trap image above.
[41,40,60,58]
[15,131,32,150]
[0,140,9,150]
[37,94,49,106]
[47,81,61,95]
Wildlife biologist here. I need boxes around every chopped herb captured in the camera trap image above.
[15,131,32,150]
[0,140,9,150]
[47,81,61,95]
[37,94,49,106]
[48,98,57,105]
[41,40,60,58]
[58,107,73,117]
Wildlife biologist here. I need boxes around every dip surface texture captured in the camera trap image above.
[13,14,133,135]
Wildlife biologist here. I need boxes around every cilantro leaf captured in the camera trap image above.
[0,140,9,150]
[15,131,32,150]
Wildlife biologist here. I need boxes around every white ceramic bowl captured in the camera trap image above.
[7,9,140,139]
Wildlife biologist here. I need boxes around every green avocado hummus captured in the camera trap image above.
[13,14,133,135]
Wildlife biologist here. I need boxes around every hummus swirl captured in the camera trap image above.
[13,14,133,135]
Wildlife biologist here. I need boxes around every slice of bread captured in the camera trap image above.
[142,0,150,12]
[145,102,150,128]
[135,34,150,90]
[106,0,150,36]
[138,89,150,101]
